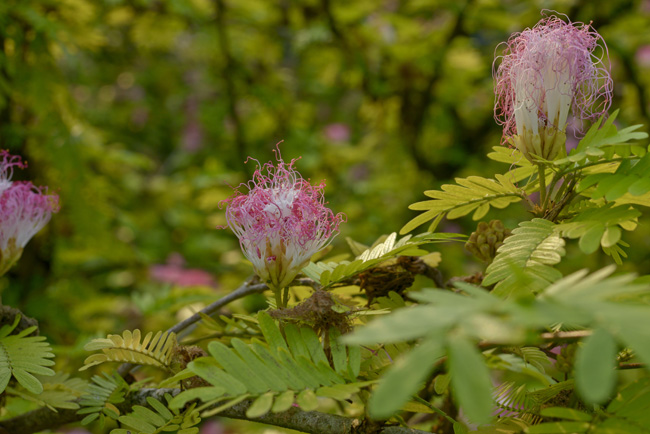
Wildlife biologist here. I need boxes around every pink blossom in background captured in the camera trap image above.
[182,120,204,152]
[494,12,612,161]
[182,95,204,152]
[0,151,59,276]
[150,253,217,287]
[641,0,650,13]
[221,146,345,291]
[323,123,350,143]
[348,163,369,182]
[636,45,650,68]
[131,106,149,128]
[199,420,227,434]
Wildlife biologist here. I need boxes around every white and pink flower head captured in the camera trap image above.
[0,150,59,275]
[494,12,613,161]
[221,146,345,291]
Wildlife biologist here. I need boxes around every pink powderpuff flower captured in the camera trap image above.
[323,123,351,143]
[221,147,345,291]
[150,253,217,287]
[0,181,60,275]
[494,13,612,161]
[0,150,27,195]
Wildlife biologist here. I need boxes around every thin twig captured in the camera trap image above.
[118,278,319,377]
[118,281,268,376]
[538,330,592,342]
[412,395,457,425]
[618,362,645,370]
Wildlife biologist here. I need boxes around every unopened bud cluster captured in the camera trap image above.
[465,220,511,263]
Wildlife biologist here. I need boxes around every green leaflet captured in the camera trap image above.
[230,339,286,392]
[575,328,618,405]
[328,328,347,375]
[347,265,650,428]
[81,329,177,372]
[296,389,318,411]
[401,175,525,234]
[171,315,366,415]
[208,341,270,394]
[542,267,650,383]
[539,407,592,422]
[167,387,226,409]
[607,378,650,425]
[448,337,493,425]
[300,327,329,366]
[368,336,444,419]
[111,394,200,434]
[527,421,590,433]
[272,390,295,412]
[187,358,247,395]
[250,341,307,390]
[487,146,537,182]
[284,323,311,361]
[343,304,450,345]
[555,204,640,261]
[345,287,499,347]
[0,316,55,394]
[555,110,648,167]
[246,392,274,418]
[577,153,650,201]
[525,379,650,433]
[5,372,87,411]
[483,219,565,297]
[78,373,129,427]
[304,232,464,286]
[258,311,289,357]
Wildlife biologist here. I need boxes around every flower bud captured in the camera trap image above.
[494,13,612,162]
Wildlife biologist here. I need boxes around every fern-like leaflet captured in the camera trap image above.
[4,372,87,410]
[523,379,650,433]
[169,311,370,418]
[577,153,650,202]
[401,175,526,234]
[554,110,648,167]
[491,380,576,430]
[303,232,463,287]
[483,219,565,297]
[111,394,201,434]
[81,329,177,372]
[487,146,537,182]
[77,372,128,427]
[0,315,55,394]
[555,204,639,260]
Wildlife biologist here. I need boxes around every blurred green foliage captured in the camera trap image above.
[1,0,650,417]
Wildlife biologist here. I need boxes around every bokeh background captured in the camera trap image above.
[1,0,650,431]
